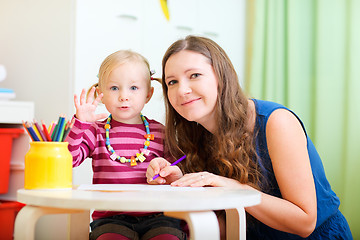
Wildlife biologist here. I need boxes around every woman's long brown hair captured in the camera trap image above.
[161,35,260,189]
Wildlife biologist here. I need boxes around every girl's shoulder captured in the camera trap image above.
[144,117,164,127]
[144,117,165,133]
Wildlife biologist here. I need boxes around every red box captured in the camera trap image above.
[0,200,25,240]
[0,128,24,194]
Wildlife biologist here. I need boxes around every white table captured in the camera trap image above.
[14,185,260,240]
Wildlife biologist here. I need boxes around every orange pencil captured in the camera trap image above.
[22,120,34,141]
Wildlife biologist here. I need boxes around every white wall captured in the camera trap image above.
[0,0,246,239]
[0,0,75,124]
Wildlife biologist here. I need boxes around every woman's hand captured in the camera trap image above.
[74,87,108,122]
[146,157,183,184]
[171,172,248,188]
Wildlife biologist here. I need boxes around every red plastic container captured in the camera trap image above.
[0,128,24,194]
[0,200,25,240]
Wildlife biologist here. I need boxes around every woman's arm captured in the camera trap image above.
[171,109,317,237]
[245,109,317,237]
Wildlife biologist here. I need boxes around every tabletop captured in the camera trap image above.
[17,184,261,212]
[15,184,261,240]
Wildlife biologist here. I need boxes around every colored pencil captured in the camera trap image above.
[23,115,72,142]
[32,122,43,141]
[22,121,34,141]
[25,122,40,141]
[151,155,186,180]
[33,119,47,142]
[62,118,75,141]
[49,122,56,136]
[57,119,67,142]
[41,120,52,141]
[51,115,62,141]
[48,121,54,134]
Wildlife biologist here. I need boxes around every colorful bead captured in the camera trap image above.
[130,156,137,166]
[144,134,154,140]
[136,153,146,162]
[110,153,118,161]
[104,113,152,166]
[141,149,150,156]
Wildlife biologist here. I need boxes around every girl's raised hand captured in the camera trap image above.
[146,157,183,185]
[74,87,108,122]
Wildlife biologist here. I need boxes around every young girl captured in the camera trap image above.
[67,50,187,240]
[146,36,353,239]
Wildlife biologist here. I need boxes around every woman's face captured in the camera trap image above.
[164,50,219,133]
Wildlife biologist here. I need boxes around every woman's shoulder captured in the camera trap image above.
[252,99,306,137]
[252,99,288,116]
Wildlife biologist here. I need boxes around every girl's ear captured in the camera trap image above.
[145,87,154,103]
[96,86,101,95]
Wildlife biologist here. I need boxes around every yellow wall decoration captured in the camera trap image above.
[159,0,169,21]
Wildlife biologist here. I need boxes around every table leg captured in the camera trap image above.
[225,208,246,240]
[14,205,86,240]
[68,210,90,240]
[165,211,220,240]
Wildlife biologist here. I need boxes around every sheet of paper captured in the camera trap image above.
[78,184,205,192]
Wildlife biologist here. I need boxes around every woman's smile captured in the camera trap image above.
[181,97,201,106]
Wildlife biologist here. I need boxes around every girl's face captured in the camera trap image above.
[99,61,153,124]
[164,50,218,132]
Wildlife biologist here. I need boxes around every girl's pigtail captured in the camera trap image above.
[151,77,162,83]
[86,83,99,99]
[150,70,162,83]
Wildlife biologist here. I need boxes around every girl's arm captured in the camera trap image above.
[66,118,96,167]
[68,87,107,166]
[171,109,317,237]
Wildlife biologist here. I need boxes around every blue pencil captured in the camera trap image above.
[152,155,186,180]
[26,122,40,141]
[54,116,66,142]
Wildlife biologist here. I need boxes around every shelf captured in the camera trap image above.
[0,101,35,124]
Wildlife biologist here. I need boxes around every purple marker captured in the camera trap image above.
[152,155,186,180]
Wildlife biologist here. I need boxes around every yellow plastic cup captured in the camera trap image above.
[24,142,72,189]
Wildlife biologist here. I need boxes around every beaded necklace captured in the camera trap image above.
[104,114,154,166]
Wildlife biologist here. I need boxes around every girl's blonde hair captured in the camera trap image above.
[87,50,160,98]
[161,35,261,189]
